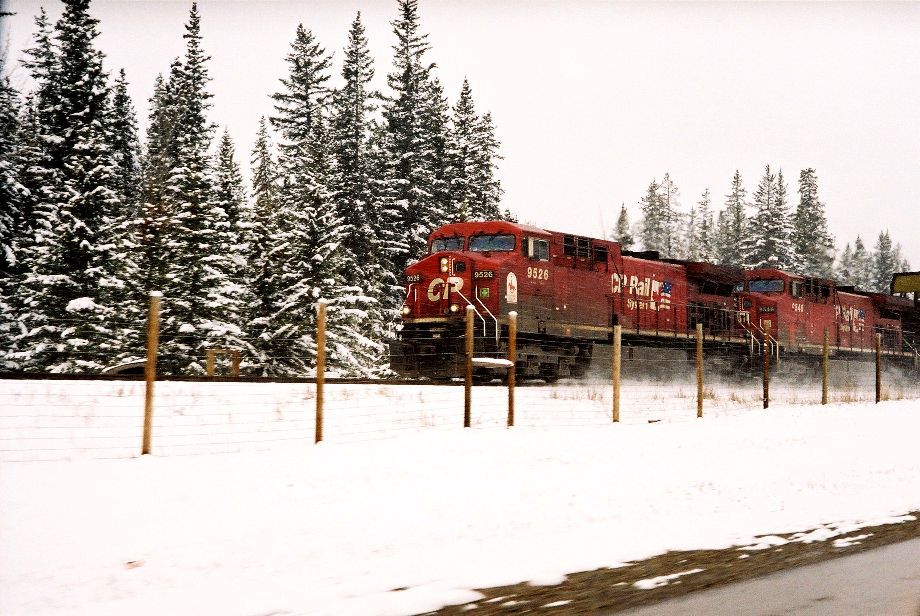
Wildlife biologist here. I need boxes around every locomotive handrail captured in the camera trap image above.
[473,285,500,344]
[455,289,486,335]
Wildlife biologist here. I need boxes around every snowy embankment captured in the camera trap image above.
[1,381,919,616]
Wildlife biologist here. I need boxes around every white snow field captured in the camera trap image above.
[1,379,919,616]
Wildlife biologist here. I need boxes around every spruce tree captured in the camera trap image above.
[15,0,123,372]
[836,243,853,286]
[718,170,748,265]
[638,179,665,253]
[614,204,634,250]
[329,12,388,374]
[138,68,181,299]
[470,110,503,219]
[382,0,443,272]
[693,188,715,262]
[792,168,834,277]
[0,76,30,367]
[658,173,680,257]
[245,117,285,374]
[742,165,795,270]
[870,230,896,293]
[159,2,224,374]
[851,236,871,290]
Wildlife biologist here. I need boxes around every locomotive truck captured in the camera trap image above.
[389,221,920,380]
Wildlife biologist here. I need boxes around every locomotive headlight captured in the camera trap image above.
[449,303,460,313]
[401,305,411,316]
[439,257,449,273]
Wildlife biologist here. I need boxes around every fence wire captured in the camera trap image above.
[2,332,917,462]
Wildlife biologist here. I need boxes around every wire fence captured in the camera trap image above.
[1,301,918,462]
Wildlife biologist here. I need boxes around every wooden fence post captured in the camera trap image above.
[206,349,216,377]
[464,305,474,428]
[875,332,882,404]
[822,328,829,405]
[315,300,327,443]
[142,291,161,456]
[696,323,703,418]
[763,323,771,410]
[612,325,622,422]
[507,311,517,427]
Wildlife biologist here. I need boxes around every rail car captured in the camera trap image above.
[389,221,920,380]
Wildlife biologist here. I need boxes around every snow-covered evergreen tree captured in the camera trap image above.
[200,128,253,360]
[870,230,897,293]
[741,165,795,270]
[850,235,871,290]
[691,188,715,262]
[14,0,124,372]
[470,110,503,220]
[717,170,748,265]
[159,3,234,374]
[792,168,834,277]
[638,179,665,254]
[244,117,287,375]
[836,242,853,286]
[138,68,181,299]
[614,204,634,250]
[270,23,362,374]
[0,75,31,367]
[659,173,680,257]
[329,12,388,374]
[381,0,444,272]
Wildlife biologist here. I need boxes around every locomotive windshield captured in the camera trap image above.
[430,237,464,253]
[469,234,516,252]
[748,279,784,293]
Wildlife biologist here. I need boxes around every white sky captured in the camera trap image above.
[3,0,920,264]
[2,377,920,614]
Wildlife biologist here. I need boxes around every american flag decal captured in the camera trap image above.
[662,281,672,295]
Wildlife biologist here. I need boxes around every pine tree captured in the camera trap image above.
[614,204,634,250]
[717,170,748,265]
[742,165,795,270]
[792,168,834,277]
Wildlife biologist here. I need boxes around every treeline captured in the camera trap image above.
[0,0,507,375]
[615,166,911,293]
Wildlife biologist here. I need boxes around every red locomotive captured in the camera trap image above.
[389,221,920,380]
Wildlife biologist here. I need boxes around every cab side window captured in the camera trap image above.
[791,281,803,298]
[524,237,549,261]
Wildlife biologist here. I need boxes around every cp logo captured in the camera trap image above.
[427,276,464,301]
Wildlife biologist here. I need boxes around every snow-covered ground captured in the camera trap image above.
[1,379,919,615]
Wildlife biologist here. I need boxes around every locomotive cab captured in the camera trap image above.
[391,221,533,379]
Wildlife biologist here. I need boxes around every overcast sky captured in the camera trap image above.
[3,0,919,265]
